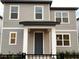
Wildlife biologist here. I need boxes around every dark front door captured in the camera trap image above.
[35,32,43,54]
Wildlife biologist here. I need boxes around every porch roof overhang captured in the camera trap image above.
[1,0,52,5]
[19,21,60,26]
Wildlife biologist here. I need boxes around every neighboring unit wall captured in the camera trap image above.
[50,10,77,30]
[50,10,78,52]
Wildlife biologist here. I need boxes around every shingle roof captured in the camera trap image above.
[1,0,52,5]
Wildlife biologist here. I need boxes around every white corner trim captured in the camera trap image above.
[9,32,17,45]
[0,20,3,53]
[52,28,56,54]
[56,30,77,32]
[9,5,20,20]
[34,5,44,21]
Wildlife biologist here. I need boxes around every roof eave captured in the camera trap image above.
[1,1,52,5]
[50,7,78,10]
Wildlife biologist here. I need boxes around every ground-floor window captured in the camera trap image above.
[9,32,17,45]
[56,33,70,47]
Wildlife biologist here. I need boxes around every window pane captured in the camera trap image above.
[63,12,68,18]
[10,33,16,44]
[63,18,68,22]
[56,18,61,22]
[56,35,62,40]
[11,33,16,37]
[63,34,69,46]
[62,12,68,23]
[11,39,15,43]
[11,7,18,13]
[56,12,61,18]
[36,13,42,19]
[64,41,69,45]
[36,7,42,13]
[11,6,18,19]
[11,13,18,19]
[56,35,62,46]
[56,12,61,22]
[57,41,62,46]
[35,7,42,19]
[63,35,69,40]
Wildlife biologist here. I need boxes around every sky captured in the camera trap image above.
[0,0,79,18]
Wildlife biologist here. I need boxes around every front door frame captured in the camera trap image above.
[33,31,44,54]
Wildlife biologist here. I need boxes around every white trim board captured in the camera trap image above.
[3,28,77,32]
[3,27,24,29]
[0,20,3,53]
[3,26,54,29]
[56,30,77,32]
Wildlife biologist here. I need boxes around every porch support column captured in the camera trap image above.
[23,28,28,59]
[52,28,56,58]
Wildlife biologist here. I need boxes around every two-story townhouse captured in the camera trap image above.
[1,0,78,59]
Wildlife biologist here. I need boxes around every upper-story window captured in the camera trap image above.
[55,11,69,24]
[10,5,19,20]
[56,33,71,47]
[34,6,44,20]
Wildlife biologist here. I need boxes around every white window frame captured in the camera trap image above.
[56,33,71,47]
[34,5,44,21]
[9,5,20,20]
[54,11,70,24]
[9,32,17,45]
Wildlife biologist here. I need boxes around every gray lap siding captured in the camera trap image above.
[1,29,23,54]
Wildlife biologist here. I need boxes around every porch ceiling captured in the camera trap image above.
[19,21,60,26]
